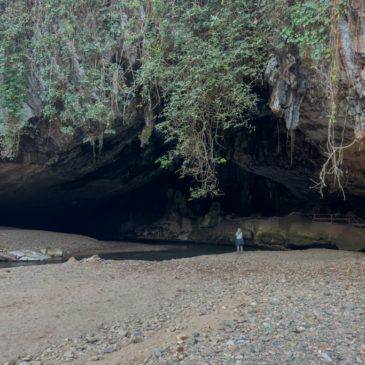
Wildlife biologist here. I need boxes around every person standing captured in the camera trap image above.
[235,228,244,253]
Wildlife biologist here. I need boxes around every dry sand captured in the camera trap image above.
[0,227,178,259]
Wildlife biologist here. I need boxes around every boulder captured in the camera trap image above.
[8,250,51,261]
[0,252,16,262]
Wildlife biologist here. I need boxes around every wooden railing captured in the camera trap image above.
[312,214,365,229]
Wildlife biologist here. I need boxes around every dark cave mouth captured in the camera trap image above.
[0,165,363,242]
[2,113,364,240]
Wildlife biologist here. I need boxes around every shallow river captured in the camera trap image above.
[0,242,248,269]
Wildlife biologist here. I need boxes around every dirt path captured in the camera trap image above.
[1,249,364,364]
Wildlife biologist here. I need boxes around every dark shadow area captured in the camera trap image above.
[286,243,339,250]
[0,116,364,240]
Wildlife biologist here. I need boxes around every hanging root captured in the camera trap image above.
[312,119,358,199]
[312,0,361,199]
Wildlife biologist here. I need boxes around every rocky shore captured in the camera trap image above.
[1,249,364,365]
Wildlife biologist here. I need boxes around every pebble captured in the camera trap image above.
[63,351,73,359]
[131,331,143,343]
[320,352,333,362]
[224,320,235,328]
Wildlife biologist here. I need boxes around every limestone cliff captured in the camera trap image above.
[266,3,365,196]
[0,2,364,250]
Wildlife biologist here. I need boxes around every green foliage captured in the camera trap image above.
[139,0,272,198]
[0,0,141,158]
[0,0,348,196]
[278,0,332,60]
[155,154,170,169]
[32,0,137,153]
[276,0,351,63]
[139,125,152,146]
[0,1,32,157]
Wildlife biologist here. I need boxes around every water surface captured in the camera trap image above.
[0,243,240,269]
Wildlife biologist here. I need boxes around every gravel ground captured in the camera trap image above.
[1,249,364,365]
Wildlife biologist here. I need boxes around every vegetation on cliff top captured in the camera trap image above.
[0,0,351,198]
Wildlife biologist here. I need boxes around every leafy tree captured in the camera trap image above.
[139,0,273,198]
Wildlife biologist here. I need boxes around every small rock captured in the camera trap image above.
[103,347,113,354]
[224,320,235,328]
[132,332,143,343]
[320,352,333,362]
[118,328,129,337]
[155,350,162,357]
[80,255,105,264]
[177,334,189,341]
[65,257,78,264]
[189,338,198,345]
[21,356,32,362]
[63,351,74,359]
[86,336,98,343]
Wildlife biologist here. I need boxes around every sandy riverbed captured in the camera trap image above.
[0,227,181,261]
[0,248,364,364]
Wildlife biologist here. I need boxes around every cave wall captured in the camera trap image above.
[266,3,365,196]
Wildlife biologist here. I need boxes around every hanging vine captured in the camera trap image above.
[313,0,362,199]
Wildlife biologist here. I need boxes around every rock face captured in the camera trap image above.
[131,213,365,251]
[266,4,365,196]
[0,5,364,250]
